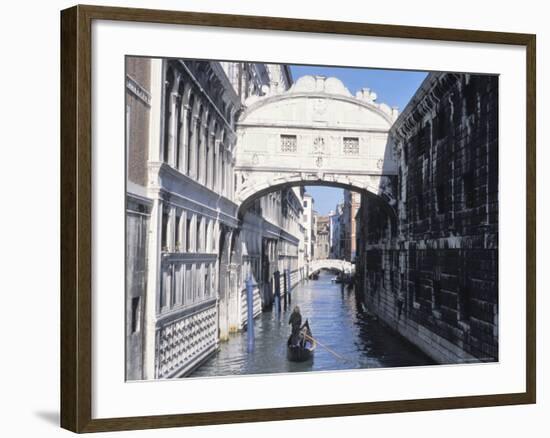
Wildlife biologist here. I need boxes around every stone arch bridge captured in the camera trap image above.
[234,75,400,213]
[309,259,355,275]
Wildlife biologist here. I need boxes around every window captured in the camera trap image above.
[186,94,194,175]
[176,101,183,169]
[163,68,174,164]
[179,264,185,305]
[343,137,359,155]
[206,115,211,184]
[221,152,225,193]
[433,266,442,309]
[212,123,217,188]
[459,276,471,321]
[186,217,192,252]
[172,265,179,307]
[197,106,203,181]
[465,78,477,115]
[185,265,192,304]
[161,206,169,251]
[280,135,297,153]
[160,267,172,310]
[196,217,201,252]
[417,193,425,220]
[130,297,140,333]
[463,171,475,209]
[436,183,447,214]
[175,211,182,251]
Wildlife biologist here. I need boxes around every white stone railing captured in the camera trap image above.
[156,299,217,378]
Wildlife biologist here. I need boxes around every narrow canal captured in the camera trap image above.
[191,270,435,377]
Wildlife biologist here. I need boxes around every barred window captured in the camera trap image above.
[280,135,297,153]
[343,137,359,155]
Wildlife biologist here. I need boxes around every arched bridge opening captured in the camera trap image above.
[309,259,355,275]
[236,179,398,234]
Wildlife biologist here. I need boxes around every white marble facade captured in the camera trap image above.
[127,59,306,379]
[234,75,399,207]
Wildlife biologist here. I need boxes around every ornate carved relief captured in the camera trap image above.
[313,136,326,154]
[313,98,327,115]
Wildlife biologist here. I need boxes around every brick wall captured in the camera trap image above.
[126,57,151,187]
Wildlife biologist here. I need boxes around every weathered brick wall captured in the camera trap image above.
[126,57,151,187]
[357,73,499,364]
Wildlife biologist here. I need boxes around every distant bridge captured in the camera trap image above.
[309,259,355,275]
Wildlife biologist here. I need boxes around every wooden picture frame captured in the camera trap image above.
[60,4,536,433]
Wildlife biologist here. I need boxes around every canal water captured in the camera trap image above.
[190,271,435,378]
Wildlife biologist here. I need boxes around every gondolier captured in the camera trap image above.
[288,306,302,346]
[287,307,316,362]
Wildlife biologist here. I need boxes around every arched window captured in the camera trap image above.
[196,216,201,252]
[197,105,204,181]
[163,67,175,163]
[220,131,225,195]
[212,122,217,190]
[206,220,211,252]
[205,114,211,187]
[175,79,185,170]
[186,94,194,175]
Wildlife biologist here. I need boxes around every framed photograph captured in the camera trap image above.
[60,4,536,433]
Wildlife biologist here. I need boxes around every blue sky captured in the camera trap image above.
[290,65,428,215]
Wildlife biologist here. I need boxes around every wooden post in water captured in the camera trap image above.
[274,270,281,317]
[246,275,255,352]
[286,267,291,305]
[283,270,288,310]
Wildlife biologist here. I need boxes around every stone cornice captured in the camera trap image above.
[209,61,241,108]
[240,92,395,127]
[176,60,238,135]
[236,121,389,134]
[389,72,460,146]
[148,162,240,227]
[234,165,395,176]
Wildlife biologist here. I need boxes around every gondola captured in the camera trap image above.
[287,319,316,362]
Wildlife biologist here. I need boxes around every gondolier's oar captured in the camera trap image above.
[304,334,348,362]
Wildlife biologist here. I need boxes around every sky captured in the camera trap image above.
[290,65,428,215]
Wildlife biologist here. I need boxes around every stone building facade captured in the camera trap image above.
[246,186,306,310]
[356,72,499,364]
[314,215,330,260]
[125,58,304,380]
[329,204,344,259]
[125,58,153,381]
[341,190,361,262]
[302,193,315,264]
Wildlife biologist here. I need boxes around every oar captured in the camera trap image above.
[303,334,349,362]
